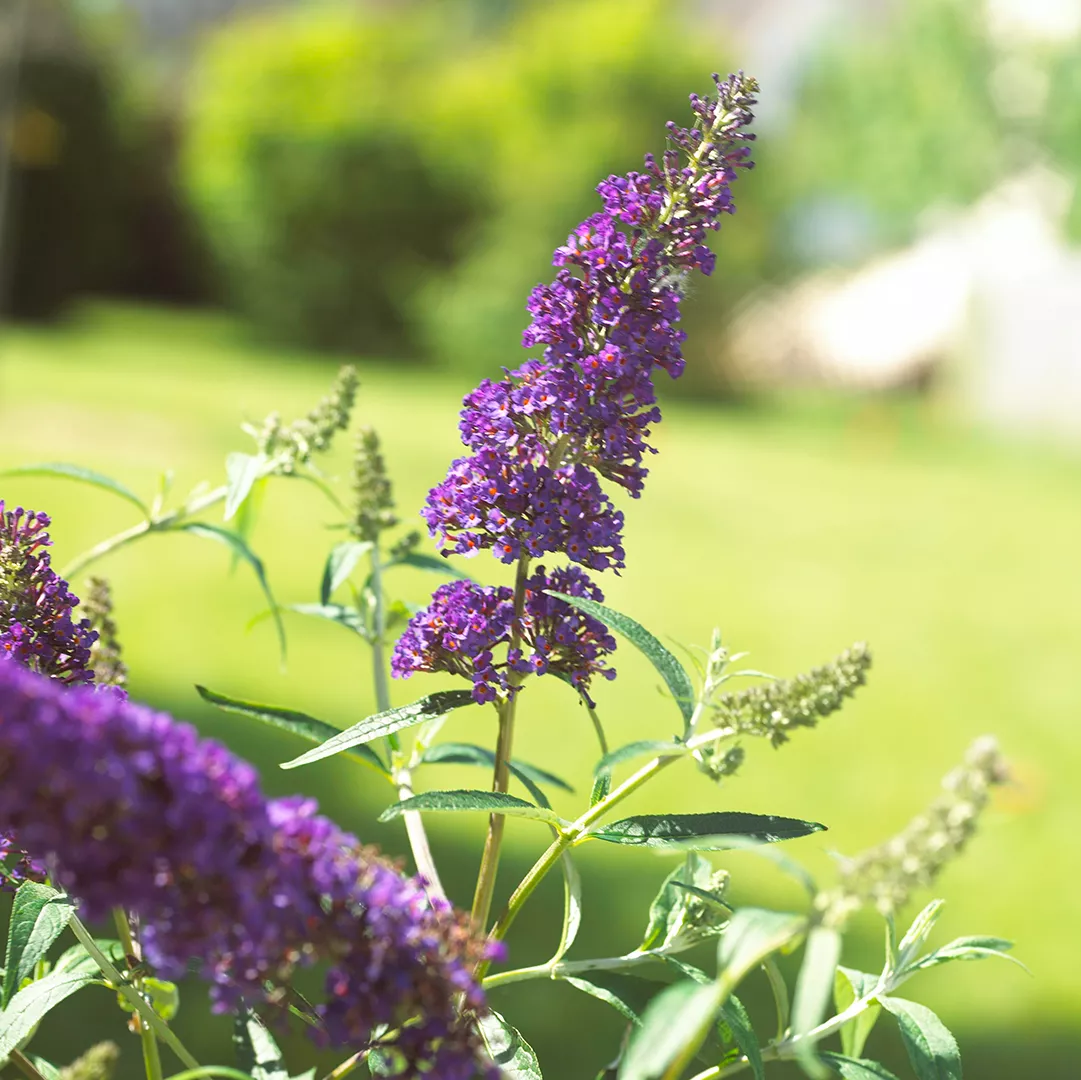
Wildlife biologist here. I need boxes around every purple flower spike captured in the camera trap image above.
[0,661,499,1077]
[0,501,97,685]
[420,73,757,576]
[392,566,616,705]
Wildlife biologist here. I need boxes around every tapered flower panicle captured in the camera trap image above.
[421,73,758,569]
[0,661,498,1076]
[0,501,97,684]
[821,736,1009,922]
[392,566,616,704]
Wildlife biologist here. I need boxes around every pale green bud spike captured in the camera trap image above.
[83,576,127,689]
[350,427,399,542]
[821,736,1009,923]
[59,1042,120,1080]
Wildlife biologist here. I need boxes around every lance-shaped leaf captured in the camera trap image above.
[0,971,104,1058]
[546,592,695,725]
[587,812,825,850]
[280,690,475,770]
[196,685,388,776]
[285,602,368,638]
[176,522,285,657]
[879,998,962,1080]
[819,1054,901,1080]
[420,743,574,793]
[224,452,266,521]
[478,1011,543,1080]
[552,852,583,964]
[562,972,661,1025]
[619,980,721,1080]
[909,936,1028,974]
[791,925,843,1078]
[2,883,75,1008]
[718,908,807,992]
[51,940,125,978]
[234,1009,287,1080]
[719,996,765,1080]
[379,790,562,825]
[896,900,945,971]
[0,462,148,514]
[594,740,686,780]
[320,541,374,604]
[834,967,881,1060]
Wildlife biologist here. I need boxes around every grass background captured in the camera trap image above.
[1,304,1078,1077]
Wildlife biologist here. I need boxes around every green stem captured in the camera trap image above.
[763,956,791,1041]
[471,553,531,930]
[114,908,162,1080]
[369,543,446,901]
[163,1070,255,1080]
[61,453,290,579]
[483,942,693,991]
[480,722,735,975]
[320,1050,371,1080]
[68,915,200,1070]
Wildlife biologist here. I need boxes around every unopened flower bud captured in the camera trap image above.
[83,577,127,689]
[351,427,398,542]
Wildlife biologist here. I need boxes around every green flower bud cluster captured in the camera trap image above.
[822,736,1009,921]
[682,869,731,936]
[711,643,871,748]
[60,1042,120,1080]
[83,577,126,688]
[252,364,359,471]
[351,427,399,542]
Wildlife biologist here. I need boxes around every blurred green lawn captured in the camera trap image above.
[1,305,1078,1076]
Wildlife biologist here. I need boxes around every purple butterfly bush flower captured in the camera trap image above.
[0,501,97,684]
[0,659,499,1076]
[391,565,616,706]
[406,73,757,697]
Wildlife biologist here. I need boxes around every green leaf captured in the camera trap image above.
[562,972,661,1025]
[478,1010,543,1079]
[285,602,368,638]
[3,883,75,1008]
[224,452,266,521]
[819,1053,901,1080]
[0,971,104,1058]
[719,996,765,1080]
[619,980,720,1080]
[791,925,843,1078]
[50,941,125,977]
[640,853,715,950]
[588,812,825,850]
[896,900,946,970]
[177,522,285,658]
[553,852,583,964]
[320,541,374,604]
[718,909,806,990]
[281,691,475,770]
[387,552,472,579]
[879,997,962,1080]
[196,685,388,776]
[594,740,686,780]
[0,462,148,515]
[116,977,178,1022]
[27,1057,60,1080]
[546,592,695,725]
[834,967,881,1059]
[420,743,575,800]
[234,1009,287,1080]
[378,790,562,825]
[910,937,1028,974]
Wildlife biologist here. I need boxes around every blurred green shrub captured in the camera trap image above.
[182,4,481,358]
[182,0,721,372]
